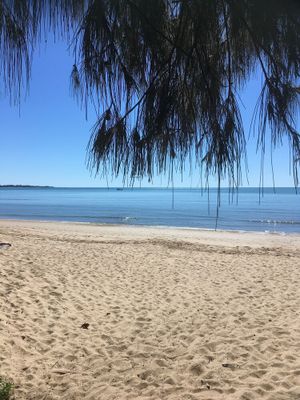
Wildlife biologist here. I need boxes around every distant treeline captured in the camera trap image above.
[0,185,53,188]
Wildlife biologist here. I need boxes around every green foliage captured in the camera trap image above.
[0,377,13,400]
[0,1,300,188]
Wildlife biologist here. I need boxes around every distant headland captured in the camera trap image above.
[0,185,54,188]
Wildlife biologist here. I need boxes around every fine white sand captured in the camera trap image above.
[0,219,300,400]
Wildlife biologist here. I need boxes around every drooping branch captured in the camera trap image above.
[1,0,300,189]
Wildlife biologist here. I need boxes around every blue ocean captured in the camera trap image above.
[0,187,299,233]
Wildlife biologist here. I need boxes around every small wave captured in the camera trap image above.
[250,219,300,225]
[264,230,287,235]
[122,216,137,222]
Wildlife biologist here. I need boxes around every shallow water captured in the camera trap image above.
[0,187,299,233]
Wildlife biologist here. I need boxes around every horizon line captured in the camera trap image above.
[0,185,298,190]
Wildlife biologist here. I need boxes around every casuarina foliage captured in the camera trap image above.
[1,0,300,188]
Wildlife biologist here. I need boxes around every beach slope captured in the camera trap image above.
[0,220,299,399]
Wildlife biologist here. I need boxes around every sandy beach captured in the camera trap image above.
[0,219,299,400]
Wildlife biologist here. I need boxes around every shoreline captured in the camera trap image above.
[1,216,300,235]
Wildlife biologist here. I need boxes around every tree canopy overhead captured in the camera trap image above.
[1,0,300,188]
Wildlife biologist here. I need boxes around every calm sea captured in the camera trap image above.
[0,187,299,233]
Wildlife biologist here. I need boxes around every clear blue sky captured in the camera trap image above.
[0,38,296,187]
